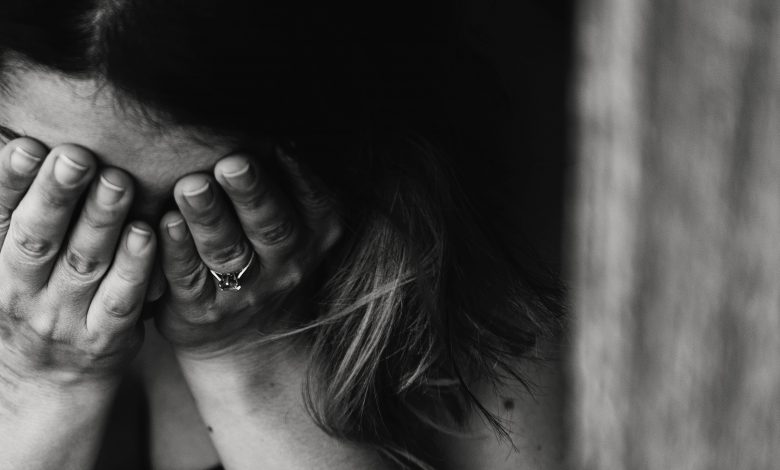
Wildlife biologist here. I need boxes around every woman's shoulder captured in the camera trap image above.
[92,329,567,470]
[430,356,567,470]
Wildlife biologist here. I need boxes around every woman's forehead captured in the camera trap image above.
[0,69,250,224]
[0,69,235,181]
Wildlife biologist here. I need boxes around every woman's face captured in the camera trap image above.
[0,68,249,224]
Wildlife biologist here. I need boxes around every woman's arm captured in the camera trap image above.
[152,151,388,468]
[0,138,156,469]
[175,345,391,470]
[0,377,117,470]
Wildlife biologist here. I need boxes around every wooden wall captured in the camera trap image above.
[569,0,780,468]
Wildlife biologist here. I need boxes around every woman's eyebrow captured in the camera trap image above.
[0,124,24,141]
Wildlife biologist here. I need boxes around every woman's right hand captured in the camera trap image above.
[0,137,156,392]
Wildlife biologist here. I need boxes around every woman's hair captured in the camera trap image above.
[0,1,564,467]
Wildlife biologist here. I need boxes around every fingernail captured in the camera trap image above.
[222,162,253,189]
[127,226,152,254]
[97,174,125,205]
[10,146,42,174]
[166,218,188,242]
[54,154,88,185]
[183,181,212,210]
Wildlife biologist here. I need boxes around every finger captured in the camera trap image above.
[0,138,48,247]
[0,144,96,293]
[213,156,303,270]
[173,174,255,274]
[274,146,343,252]
[158,211,213,301]
[48,168,134,311]
[87,223,156,335]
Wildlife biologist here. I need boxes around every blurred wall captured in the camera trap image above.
[571,0,780,468]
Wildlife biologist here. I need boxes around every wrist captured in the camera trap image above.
[173,337,390,470]
[0,361,119,418]
[1,342,130,392]
[0,368,119,470]
[175,338,309,404]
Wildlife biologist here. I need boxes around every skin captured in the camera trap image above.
[0,69,566,469]
[0,68,375,469]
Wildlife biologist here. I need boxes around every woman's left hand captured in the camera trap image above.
[153,148,341,360]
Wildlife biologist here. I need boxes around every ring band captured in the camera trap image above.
[209,251,256,292]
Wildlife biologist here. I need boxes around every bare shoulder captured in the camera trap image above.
[432,356,568,470]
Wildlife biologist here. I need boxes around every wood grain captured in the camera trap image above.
[569,0,780,468]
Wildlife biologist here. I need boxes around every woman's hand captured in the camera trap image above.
[0,137,156,389]
[152,148,388,470]
[153,147,341,360]
[0,137,156,469]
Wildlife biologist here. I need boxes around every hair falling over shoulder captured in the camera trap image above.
[291,135,565,468]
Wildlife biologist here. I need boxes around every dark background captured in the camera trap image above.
[459,0,573,276]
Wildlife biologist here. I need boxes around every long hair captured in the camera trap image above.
[0,1,565,466]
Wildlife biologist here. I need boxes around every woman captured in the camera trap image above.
[0,1,566,469]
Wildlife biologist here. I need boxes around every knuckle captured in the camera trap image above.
[63,246,105,280]
[115,265,147,288]
[27,314,59,342]
[40,185,77,209]
[204,241,249,265]
[182,302,234,326]
[81,203,121,231]
[255,219,295,246]
[10,225,56,260]
[191,210,223,232]
[186,308,222,325]
[101,291,137,318]
[173,267,208,295]
[232,184,271,211]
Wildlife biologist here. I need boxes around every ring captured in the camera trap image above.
[209,251,256,292]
